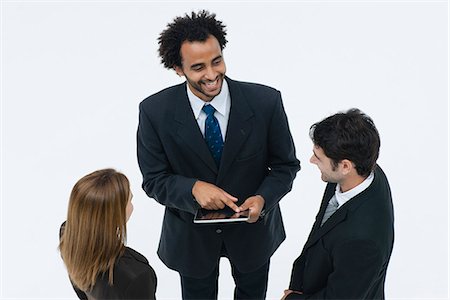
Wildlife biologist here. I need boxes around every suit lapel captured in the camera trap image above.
[173,84,218,174]
[301,170,381,255]
[311,184,336,232]
[217,78,254,183]
[304,207,348,250]
[302,184,345,251]
[303,181,373,251]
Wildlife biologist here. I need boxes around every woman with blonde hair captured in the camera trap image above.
[59,168,157,299]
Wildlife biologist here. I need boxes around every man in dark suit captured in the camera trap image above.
[137,10,300,300]
[283,109,394,300]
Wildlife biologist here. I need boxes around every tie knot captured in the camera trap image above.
[330,196,339,208]
[202,104,216,116]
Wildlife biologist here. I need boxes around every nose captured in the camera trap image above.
[310,155,316,164]
[204,66,216,80]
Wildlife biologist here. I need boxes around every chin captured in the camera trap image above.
[204,89,222,99]
[321,176,333,183]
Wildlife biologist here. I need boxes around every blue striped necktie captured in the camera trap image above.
[202,104,224,167]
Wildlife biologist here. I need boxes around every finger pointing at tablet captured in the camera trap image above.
[192,180,239,212]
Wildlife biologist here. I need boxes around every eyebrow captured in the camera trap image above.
[212,55,222,62]
[190,63,204,70]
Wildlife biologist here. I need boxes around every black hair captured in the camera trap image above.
[158,10,228,69]
[310,108,380,177]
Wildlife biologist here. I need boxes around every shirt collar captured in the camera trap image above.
[335,171,375,207]
[186,79,229,119]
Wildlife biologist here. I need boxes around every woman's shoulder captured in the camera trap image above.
[86,247,157,299]
[113,247,157,297]
[116,247,155,278]
[123,247,149,264]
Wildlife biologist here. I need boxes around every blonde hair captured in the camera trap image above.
[59,169,130,291]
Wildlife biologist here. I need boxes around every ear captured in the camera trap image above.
[340,159,354,176]
[174,65,184,77]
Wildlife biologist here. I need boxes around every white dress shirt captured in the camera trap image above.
[334,171,375,208]
[186,79,231,141]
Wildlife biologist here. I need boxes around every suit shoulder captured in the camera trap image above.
[343,179,394,243]
[374,165,391,190]
[230,78,280,95]
[228,78,282,111]
[140,83,185,108]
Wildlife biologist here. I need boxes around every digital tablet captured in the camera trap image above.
[194,207,250,224]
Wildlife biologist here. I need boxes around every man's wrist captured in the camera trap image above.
[192,179,200,197]
[255,194,266,218]
[255,194,265,203]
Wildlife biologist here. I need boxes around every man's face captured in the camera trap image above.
[175,35,226,102]
[310,145,343,183]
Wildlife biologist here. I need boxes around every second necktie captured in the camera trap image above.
[321,196,339,226]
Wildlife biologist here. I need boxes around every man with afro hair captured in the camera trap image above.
[137,10,300,300]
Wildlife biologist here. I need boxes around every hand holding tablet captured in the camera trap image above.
[238,195,265,223]
[192,181,265,224]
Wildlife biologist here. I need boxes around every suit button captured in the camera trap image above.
[216,229,222,234]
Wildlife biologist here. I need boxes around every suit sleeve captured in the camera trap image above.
[290,239,383,299]
[125,268,157,299]
[137,102,199,214]
[255,91,300,213]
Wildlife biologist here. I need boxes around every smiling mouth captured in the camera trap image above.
[202,77,221,92]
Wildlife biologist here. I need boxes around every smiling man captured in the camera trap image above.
[283,109,394,300]
[137,10,300,300]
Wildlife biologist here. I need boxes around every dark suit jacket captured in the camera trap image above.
[287,165,394,299]
[137,77,300,278]
[60,224,157,299]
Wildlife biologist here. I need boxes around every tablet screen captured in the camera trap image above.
[193,207,249,224]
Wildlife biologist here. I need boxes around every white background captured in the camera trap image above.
[1,1,448,299]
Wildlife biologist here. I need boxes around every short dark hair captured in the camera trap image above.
[158,10,228,69]
[310,108,380,177]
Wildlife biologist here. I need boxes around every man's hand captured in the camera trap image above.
[281,289,302,300]
[239,195,265,223]
[192,181,239,212]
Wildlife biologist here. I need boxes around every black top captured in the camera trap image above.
[60,223,157,299]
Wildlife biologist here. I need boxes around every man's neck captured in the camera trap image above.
[339,174,367,193]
